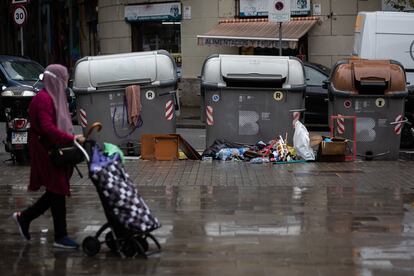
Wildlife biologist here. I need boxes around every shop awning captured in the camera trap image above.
[197,17,318,49]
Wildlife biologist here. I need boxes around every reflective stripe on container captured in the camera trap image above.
[206,106,214,126]
[165,100,174,120]
[337,115,345,134]
[80,108,87,128]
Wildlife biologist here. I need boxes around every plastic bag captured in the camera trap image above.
[103,142,125,163]
[216,148,248,161]
[293,121,315,161]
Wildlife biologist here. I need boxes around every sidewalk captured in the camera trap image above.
[1,155,414,275]
[177,106,204,129]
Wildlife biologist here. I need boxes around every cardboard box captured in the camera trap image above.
[141,134,201,161]
[154,136,179,161]
[317,137,346,162]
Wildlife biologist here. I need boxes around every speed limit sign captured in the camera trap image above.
[13,6,27,26]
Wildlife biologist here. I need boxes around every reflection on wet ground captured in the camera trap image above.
[1,159,414,275]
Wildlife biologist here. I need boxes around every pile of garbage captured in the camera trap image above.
[202,122,316,164]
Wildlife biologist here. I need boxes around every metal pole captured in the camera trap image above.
[20,27,24,56]
[278,22,282,56]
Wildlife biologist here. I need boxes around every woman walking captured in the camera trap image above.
[12,64,84,249]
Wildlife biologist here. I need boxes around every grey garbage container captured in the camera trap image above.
[201,54,306,147]
[72,50,179,155]
[328,59,408,160]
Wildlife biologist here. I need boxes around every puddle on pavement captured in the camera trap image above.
[293,169,364,177]
[1,163,414,275]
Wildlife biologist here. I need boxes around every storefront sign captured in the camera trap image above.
[382,0,414,11]
[240,0,310,16]
[125,2,181,22]
[183,6,191,20]
[199,37,297,49]
[313,3,321,16]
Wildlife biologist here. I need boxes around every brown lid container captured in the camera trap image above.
[331,59,406,95]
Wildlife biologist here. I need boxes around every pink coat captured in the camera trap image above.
[28,89,75,196]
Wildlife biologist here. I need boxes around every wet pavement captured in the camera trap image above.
[1,149,414,275]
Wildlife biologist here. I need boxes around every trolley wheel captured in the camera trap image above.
[82,236,101,256]
[121,238,144,258]
[105,231,117,252]
[136,237,149,252]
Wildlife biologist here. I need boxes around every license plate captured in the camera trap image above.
[12,132,28,144]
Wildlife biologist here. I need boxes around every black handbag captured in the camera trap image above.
[48,141,85,167]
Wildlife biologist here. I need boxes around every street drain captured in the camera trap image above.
[351,223,389,233]
[353,216,379,222]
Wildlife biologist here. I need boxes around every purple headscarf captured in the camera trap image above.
[43,64,74,135]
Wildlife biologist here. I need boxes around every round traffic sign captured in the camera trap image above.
[275,1,284,11]
[13,6,27,26]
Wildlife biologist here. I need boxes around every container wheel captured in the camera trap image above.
[400,124,414,149]
[105,231,117,252]
[82,236,101,256]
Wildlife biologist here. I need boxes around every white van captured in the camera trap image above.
[353,11,414,90]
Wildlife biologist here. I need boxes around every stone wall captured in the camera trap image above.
[308,0,381,68]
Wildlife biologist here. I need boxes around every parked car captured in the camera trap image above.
[0,56,44,122]
[303,62,330,129]
[0,55,44,88]
[0,55,77,123]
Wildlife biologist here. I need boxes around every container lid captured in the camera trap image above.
[331,59,406,95]
[73,50,176,91]
[202,54,305,88]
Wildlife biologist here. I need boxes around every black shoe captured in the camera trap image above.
[53,236,79,249]
[12,212,31,241]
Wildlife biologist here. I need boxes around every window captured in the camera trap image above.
[304,66,328,86]
[1,61,44,81]
[132,22,181,53]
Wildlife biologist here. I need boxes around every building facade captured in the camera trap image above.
[2,0,411,106]
[0,0,98,71]
[97,0,392,107]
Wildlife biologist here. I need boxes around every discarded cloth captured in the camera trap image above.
[202,139,249,158]
[125,85,142,127]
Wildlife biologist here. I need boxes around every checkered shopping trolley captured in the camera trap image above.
[81,139,161,258]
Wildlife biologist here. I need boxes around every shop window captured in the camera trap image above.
[132,22,181,53]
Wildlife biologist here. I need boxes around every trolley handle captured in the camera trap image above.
[85,122,103,139]
[74,139,90,163]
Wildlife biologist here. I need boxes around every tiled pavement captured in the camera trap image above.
[0,156,414,275]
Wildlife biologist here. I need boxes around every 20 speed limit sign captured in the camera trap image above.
[13,6,27,26]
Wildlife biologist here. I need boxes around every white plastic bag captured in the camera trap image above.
[293,120,315,160]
